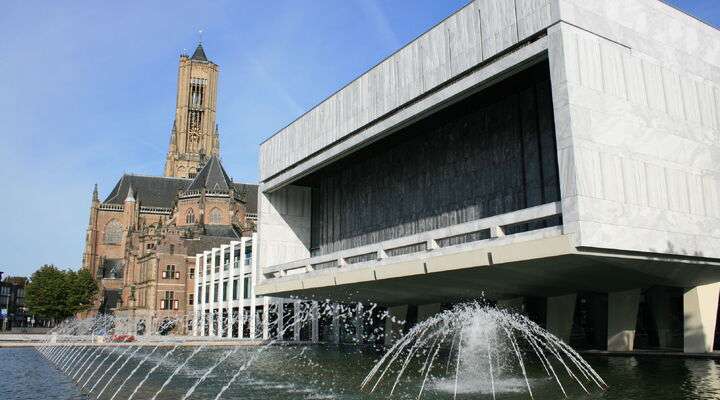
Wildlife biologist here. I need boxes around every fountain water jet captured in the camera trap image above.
[363,302,606,399]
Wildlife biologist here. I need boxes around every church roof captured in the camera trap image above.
[233,183,258,214]
[102,171,259,213]
[104,175,190,208]
[191,43,209,62]
[203,225,242,238]
[186,155,233,192]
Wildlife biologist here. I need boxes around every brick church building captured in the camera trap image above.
[81,43,257,333]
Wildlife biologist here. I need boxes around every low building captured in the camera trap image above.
[192,234,322,341]
[0,274,30,331]
[256,0,720,353]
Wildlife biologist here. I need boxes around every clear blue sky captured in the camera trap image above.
[0,1,717,278]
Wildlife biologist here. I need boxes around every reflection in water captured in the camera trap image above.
[684,359,720,399]
[3,347,720,399]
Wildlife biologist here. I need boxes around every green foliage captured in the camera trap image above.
[25,265,98,321]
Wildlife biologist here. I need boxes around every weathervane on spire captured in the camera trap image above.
[198,29,203,44]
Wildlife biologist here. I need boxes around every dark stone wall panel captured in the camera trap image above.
[304,61,559,256]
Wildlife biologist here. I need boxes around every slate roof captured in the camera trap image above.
[101,159,259,213]
[104,175,190,208]
[187,156,233,191]
[186,235,241,256]
[233,183,258,214]
[191,43,208,62]
[203,225,241,238]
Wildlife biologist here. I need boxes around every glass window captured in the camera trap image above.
[232,278,239,300]
[205,285,210,302]
[222,282,228,301]
[209,208,222,224]
[243,277,251,299]
[186,208,195,224]
[103,220,123,244]
[213,283,218,302]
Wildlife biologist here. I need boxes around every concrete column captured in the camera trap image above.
[217,245,227,337]
[497,298,525,314]
[209,248,217,336]
[193,255,201,336]
[200,251,209,336]
[684,282,720,353]
[354,303,364,343]
[238,237,247,339]
[417,303,441,322]
[607,289,640,351]
[277,300,285,340]
[546,294,576,343]
[227,242,236,338]
[293,300,302,342]
[384,305,409,346]
[331,304,340,344]
[311,301,319,343]
[249,234,258,339]
[262,296,270,340]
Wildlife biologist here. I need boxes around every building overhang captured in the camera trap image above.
[256,231,720,306]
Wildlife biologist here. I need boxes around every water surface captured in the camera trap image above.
[2,346,719,399]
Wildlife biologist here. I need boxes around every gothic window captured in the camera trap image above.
[190,78,206,107]
[188,110,204,132]
[209,208,222,224]
[186,208,195,224]
[103,219,123,244]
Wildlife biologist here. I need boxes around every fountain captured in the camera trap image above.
[363,302,606,399]
[29,300,606,399]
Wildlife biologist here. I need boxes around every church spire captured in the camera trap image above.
[125,185,135,203]
[191,43,208,62]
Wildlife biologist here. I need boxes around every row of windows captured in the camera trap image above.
[198,277,252,303]
[102,208,224,243]
[203,247,253,271]
[185,208,222,224]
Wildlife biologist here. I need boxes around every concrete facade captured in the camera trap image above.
[192,234,320,341]
[256,0,720,352]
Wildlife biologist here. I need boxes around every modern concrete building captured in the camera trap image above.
[256,0,720,353]
[193,234,321,342]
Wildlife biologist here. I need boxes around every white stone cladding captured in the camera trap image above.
[548,0,720,258]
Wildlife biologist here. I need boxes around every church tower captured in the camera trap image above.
[164,43,220,178]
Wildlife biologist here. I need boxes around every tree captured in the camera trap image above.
[66,268,98,315]
[25,265,98,322]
